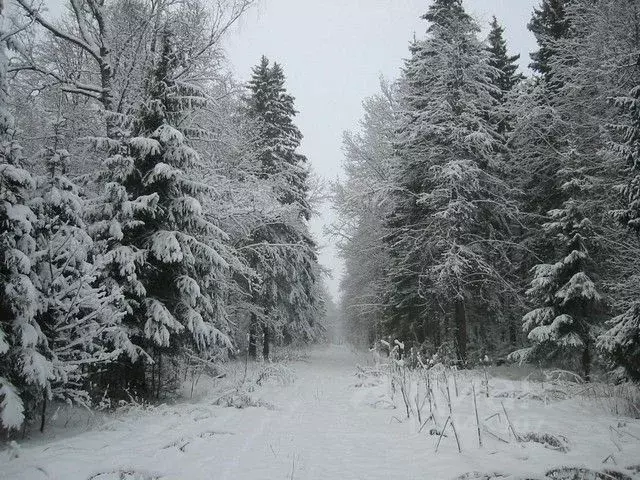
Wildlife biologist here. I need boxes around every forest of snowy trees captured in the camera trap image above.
[3,0,640,446]
[334,0,640,382]
[0,0,326,433]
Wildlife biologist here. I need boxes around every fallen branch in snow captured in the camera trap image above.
[481,425,509,444]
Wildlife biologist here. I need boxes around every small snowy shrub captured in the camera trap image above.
[521,432,570,452]
[545,466,632,480]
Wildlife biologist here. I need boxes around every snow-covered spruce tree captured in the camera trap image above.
[506,91,565,360]
[483,16,526,348]
[600,84,640,381]
[528,0,572,90]
[519,146,603,380]
[0,133,39,433]
[247,57,311,215]
[89,32,232,398]
[0,6,44,432]
[244,56,321,360]
[486,16,524,134]
[519,0,639,380]
[28,133,137,430]
[509,0,572,224]
[515,1,607,380]
[385,0,517,363]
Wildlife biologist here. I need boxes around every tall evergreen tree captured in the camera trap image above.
[385,0,516,363]
[518,147,603,380]
[88,31,233,397]
[600,84,640,380]
[245,56,321,359]
[483,17,527,347]
[0,6,42,431]
[29,140,135,430]
[486,16,524,133]
[528,0,571,89]
[247,57,311,219]
[515,0,625,380]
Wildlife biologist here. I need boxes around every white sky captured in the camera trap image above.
[224,0,540,300]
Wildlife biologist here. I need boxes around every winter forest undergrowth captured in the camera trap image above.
[2,0,640,478]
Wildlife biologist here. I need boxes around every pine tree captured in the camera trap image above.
[29,141,134,430]
[247,57,311,218]
[88,31,233,397]
[385,0,516,363]
[599,84,640,380]
[508,0,577,370]
[519,146,602,380]
[0,6,44,431]
[483,17,526,347]
[528,0,571,89]
[516,0,632,381]
[486,16,524,134]
[0,127,40,433]
[245,56,320,360]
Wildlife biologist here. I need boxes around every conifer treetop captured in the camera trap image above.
[528,0,571,82]
[487,16,523,95]
[246,55,311,220]
[421,0,471,30]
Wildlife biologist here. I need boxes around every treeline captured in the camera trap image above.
[0,0,325,433]
[334,0,640,382]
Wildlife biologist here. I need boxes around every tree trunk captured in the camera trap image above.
[150,349,156,399]
[99,56,117,139]
[454,298,467,365]
[509,316,518,347]
[156,352,162,399]
[282,326,292,346]
[263,325,270,361]
[582,343,591,382]
[40,389,47,433]
[248,315,258,360]
[435,316,442,349]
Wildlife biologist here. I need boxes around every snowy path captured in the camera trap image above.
[2,346,435,480]
[3,345,640,480]
[213,347,436,480]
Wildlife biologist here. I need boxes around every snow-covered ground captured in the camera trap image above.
[2,345,640,480]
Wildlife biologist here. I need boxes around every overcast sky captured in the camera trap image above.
[225,0,540,299]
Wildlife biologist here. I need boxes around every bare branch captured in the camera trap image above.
[14,0,101,63]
